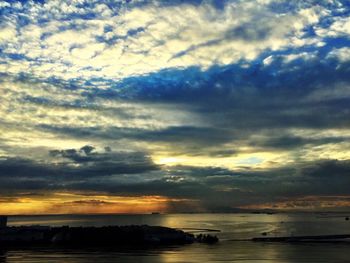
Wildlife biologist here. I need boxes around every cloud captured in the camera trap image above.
[242,196,350,210]
[327,47,350,62]
[1,0,350,212]
[316,15,350,38]
[0,145,159,182]
[249,135,348,150]
[0,0,341,81]
[2,143,350,210]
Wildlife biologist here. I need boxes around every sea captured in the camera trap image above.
[2,213,350,263]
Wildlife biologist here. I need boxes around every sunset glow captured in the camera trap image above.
[0,193,196,215]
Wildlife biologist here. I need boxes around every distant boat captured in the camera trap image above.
[151,212,160,215]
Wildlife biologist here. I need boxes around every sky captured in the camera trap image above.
[0,0,350,214]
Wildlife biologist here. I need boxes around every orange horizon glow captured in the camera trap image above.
[3,193,350,215]
[239,195,350,211]
[0,192,198,215]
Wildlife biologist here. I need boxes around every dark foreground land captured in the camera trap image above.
[0,225,218,247]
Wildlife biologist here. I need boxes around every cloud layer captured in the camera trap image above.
[0,0,350,213]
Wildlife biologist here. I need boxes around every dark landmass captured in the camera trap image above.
[0,215,220,247]
[252,234,350,243]
[0,225,218,247]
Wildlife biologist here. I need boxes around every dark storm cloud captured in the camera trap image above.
[230,160,350,201]
[131,126,236,148]
[0,157,53,178]
[249,136,348,150]
[38,112,349,157]
[301,159,350,179]
[38,125,240,157]
[0,146,159,181]
[61,158,350,209]
[2,147,350,210]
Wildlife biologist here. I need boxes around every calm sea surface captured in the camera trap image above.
[2,213,350,262]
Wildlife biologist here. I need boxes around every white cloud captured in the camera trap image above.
[283,52,318,63]
[0,0,331,82]
[0,25,17,42]
[327,47,350,62]
[0,2,10,8]
[315,16,350,37]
